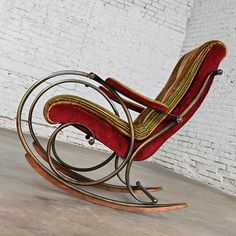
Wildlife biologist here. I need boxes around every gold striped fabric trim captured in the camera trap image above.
[44,95,134,137]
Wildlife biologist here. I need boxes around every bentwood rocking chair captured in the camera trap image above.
[17,40,227,213]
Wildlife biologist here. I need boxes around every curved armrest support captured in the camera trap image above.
[105,78,169,113]
[99,86,145,113]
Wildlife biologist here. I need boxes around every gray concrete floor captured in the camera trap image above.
[0,127,235,236]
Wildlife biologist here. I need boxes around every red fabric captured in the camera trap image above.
[105,78,169,113]
[48,104,131,157]
[47,43,226,161]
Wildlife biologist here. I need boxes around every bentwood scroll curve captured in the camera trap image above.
[27,79,119,173]
[17,70,156,210]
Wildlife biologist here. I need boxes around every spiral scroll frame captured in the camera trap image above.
[16,70,187,212]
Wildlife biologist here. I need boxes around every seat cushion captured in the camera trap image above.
[44,95,132,158]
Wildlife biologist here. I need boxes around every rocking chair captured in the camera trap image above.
[17,40,227,213]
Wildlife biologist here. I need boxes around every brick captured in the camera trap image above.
[1,0,235,197]
[174,0,236,196]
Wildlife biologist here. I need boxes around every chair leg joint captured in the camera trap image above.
[136,181,158,204]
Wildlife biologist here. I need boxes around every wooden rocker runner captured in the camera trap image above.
[17,40,227,212]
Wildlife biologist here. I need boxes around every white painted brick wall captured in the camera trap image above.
[3,0,235,196]
[153,0,236,196]
[0,0,193,149]
[1,0,235,196]
[2,0,235,196]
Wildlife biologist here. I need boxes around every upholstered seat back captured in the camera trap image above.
[134,40,227,160]
[133,40,227,141]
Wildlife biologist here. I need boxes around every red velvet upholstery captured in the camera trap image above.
[47,103,131,157]
[46,41,227,161]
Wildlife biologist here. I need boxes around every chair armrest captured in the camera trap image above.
[105,77,169,113]
[99,86,145,113]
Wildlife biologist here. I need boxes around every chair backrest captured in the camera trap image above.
[134,40,227,161]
